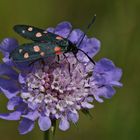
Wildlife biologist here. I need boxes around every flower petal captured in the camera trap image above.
[54,22,72,38]
[18,118,34,134]
[94,58,122,87]
[101,69,123,87]
[79,38,101,57]
[68,112,79,123]
[0,111,21,120]
[107,68,122,83]
[93,86,116,103]
[77,51,90,63]
[95,58,116,73]
[81,102,94,109]
[59,118,70,131]
[0,38,18,52]
[16,102,28,113]
[110,81,123,87]
[7,97,22,110]
[0,63,18,80]
[18,73,26,84]
[22,111,39,121]
[38,116,51,131]
[85,61,94,72]
[46,27,55,33]
[68,29,84,44]
[2,52,14,66]
[0,77,20,99]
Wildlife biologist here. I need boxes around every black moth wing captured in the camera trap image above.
[13,25,61,42]
[10,42,58,62]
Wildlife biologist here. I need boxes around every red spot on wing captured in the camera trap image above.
[54,46,62,55]
[55,51,62,55]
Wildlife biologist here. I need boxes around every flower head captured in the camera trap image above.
[0,22,122,134]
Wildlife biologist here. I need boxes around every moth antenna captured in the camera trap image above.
[77,48,95,65]
[66,14,96,41]
[77,14,96,47]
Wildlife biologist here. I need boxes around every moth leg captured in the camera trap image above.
[28,60,37,72]
[73,53,80,66]
[28,58,42,70]
[63,53,71,77]
[28,58,41,66]
[56,55,60,63]
[40,58,46,65]
[28,59,37,67]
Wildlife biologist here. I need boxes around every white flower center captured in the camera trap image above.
[20,55,95,119]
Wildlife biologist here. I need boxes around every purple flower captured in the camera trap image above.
[0,21,122,134]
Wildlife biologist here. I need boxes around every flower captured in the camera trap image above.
[0,22,122,134]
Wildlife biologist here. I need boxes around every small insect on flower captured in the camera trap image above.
[10,16,97,64]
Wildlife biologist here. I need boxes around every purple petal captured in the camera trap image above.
[22,111,39,121]
[86,97,94,102]
[92,74,106,85]
[2,52,14,66]
[38,116,51,131]
[54,22,72,38]
[0,78,20,99]
[0,38,18,52]
[79,38,101,57]
[93,86,116,103]
[107,68,122,82]
[95,58,116,73]
[27,102,39,110]
[59,118,70,131]
[16,103,28,113]
[81,102,94,109]
[18,73,26,84]
[110,81,123,87]
[94,58,122,87]
[102,69,123,87]
[46,27,55,33]
[77,51,89,63]
[76,36,95,63]
[0,111,21,120]
[85,61,94,72]
[68,112,79,123]
[0,63,18,80]
[68,29,84,44]
[7,96,22,110]
[18,118,34,134]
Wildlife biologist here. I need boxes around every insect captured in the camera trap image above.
[10,15,96,64]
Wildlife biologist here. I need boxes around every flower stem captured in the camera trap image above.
[44,130,50,140]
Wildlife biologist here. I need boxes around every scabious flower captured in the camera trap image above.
[0,22,122,134]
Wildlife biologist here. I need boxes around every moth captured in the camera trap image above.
[10,15,96,64]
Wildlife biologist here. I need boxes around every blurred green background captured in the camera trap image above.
[0,0,139,140]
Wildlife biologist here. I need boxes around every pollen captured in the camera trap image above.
[24,52,29,59]
[33,45,40,52]
[56,36,63,40]
[40,52,45,56]
[28,27,33,31]
[36,32,42,37]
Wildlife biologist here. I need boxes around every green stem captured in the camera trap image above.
[44,130,50,140]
